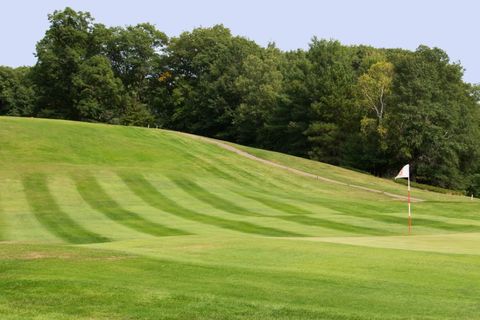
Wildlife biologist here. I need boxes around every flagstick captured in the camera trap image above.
[395,164,411,235]
[408,175,411,235]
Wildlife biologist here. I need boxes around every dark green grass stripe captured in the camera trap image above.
[194,152,310,192]
[237,192,315,215]
[414,202,480,221]
[197,162,338,208]
[228,162,312,190]
[119,173,303,237]
[277,215,391,235]
[194,159,279,191]
[162,138,303,194]
[297,197,403,214]
[230,190,391,235]
[201,148,324,192]
[222,167,480,233]
[279,193,480,231]
[122,135,480,233]
[73,175,189,237]
[198,162,238,181]
[199,160,301,195]
[22,174,109,244]
[310,200,480,232]
[170,175,393,235]
[193,163,392,220]
[182,160,478,232]
[173,142,334,206]
[169,177,261,217]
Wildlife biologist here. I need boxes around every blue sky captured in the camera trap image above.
[1,0,478,83]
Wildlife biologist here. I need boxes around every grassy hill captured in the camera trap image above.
[1,116,480,319]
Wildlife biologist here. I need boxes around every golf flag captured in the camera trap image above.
[395,164,412,234]
[395,164,409,180]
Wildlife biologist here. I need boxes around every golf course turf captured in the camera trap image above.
[1,116,480,319]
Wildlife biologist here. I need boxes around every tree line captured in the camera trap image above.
[1,8,480,194]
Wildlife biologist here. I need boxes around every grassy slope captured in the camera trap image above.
[1,116,480,319]
[230,143,463,201]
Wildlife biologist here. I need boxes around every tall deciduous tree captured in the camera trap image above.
[263,50,314,156]
[304,39,357,164]
[72,55,124,122]
[357,61,394,123]
[385,46,480,188]
[102,23,167,91]
[32,7,95,119]
[233,45,284,144]
[160,25,259,138]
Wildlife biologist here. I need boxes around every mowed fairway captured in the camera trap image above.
[1,117,480,319]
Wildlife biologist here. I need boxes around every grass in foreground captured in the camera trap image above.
[2,239,480,320]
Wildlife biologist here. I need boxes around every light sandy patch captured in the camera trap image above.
[294,233,480,255]
[13,252,75,260]
[1,250,128,261]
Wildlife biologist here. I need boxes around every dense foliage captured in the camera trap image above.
[1,8,479,193]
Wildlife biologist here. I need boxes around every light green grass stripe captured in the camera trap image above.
[218,182,391,235]
[234,191,391,235]
[237,192,315,215]
[22,174,109,244]
[169,177,262,217]
[73,175,190,237]
[119,173,304,237]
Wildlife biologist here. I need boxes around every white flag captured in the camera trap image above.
[395,164,409,179]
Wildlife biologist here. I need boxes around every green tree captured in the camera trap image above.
[72,55,124,123]
[32,7,95,119]
[102,23,167,91]
[304,39,357,164]
[386,46,480,188]
[357,61,394,123]
[0,66,35,116]
[120,94,155,126]
[263,50,313,156]
[233,45,284,144]
[349,61,395,173]
[160,25,259,138]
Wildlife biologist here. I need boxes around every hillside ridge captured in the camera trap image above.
[180,132,423,202]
